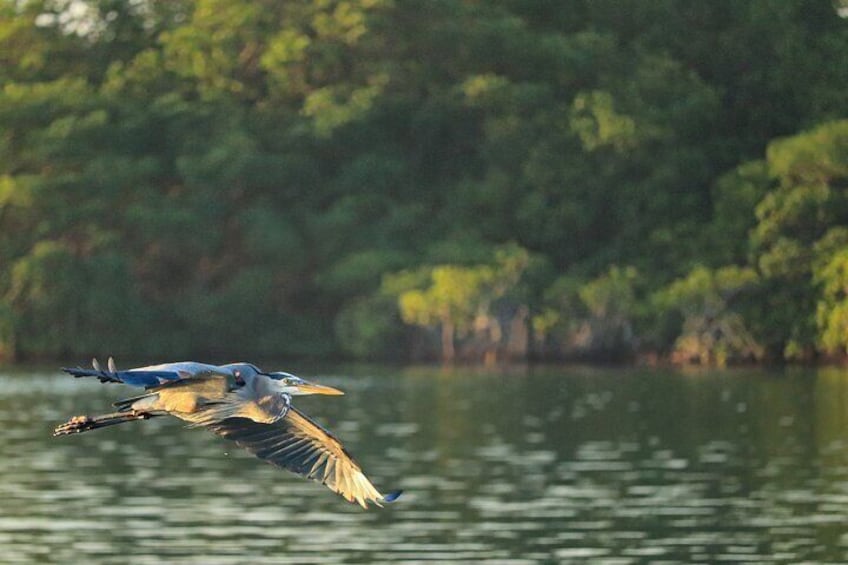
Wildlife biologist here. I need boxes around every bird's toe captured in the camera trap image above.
[53,415,92,436]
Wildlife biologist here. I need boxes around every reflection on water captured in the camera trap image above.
[2,366,848,563]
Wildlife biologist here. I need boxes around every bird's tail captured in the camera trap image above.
[53,411,155,436]
[112,393,154,412]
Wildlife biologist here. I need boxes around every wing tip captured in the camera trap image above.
[62,364,119,384]
[382,490,403,503]
[62,366,92,377]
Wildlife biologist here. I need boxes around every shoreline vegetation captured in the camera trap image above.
[2,2,848,367]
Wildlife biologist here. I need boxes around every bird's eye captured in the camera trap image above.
[234,371,245,387]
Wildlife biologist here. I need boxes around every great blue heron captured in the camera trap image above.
[54,358,401,508]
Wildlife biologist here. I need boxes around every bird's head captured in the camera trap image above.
[223,363,343,396]
[268,372,344,396]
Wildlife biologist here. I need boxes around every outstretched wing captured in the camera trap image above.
[207,407,401,508]
[62,358,228,389]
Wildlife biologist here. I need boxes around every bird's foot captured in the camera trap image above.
[53,415,93,436]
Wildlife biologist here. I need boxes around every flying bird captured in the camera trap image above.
[54,358,401,508]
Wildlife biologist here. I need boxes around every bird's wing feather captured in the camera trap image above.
[113,373,236,410]
[207,407,398,508]
[147,372,233,394]
[63,361,228,389]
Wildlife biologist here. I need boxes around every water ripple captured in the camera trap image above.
[3,368,848,562]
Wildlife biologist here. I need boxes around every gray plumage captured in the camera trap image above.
[55,358,401,508]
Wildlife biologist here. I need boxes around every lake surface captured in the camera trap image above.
[3,364,848,563]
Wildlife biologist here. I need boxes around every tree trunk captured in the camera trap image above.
[505,305,529,360]
[441,320,455,363]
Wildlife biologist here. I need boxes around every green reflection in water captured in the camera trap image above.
[1,366,848,563]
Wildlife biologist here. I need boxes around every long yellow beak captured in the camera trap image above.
[296,382,344,396]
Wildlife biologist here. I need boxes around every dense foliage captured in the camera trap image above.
[2,0,848,364]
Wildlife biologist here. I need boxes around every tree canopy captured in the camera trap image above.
[1,0,848,364]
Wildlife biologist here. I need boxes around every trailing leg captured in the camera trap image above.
[53,411,156,436]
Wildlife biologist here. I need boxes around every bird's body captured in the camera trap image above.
[55,359,401,508]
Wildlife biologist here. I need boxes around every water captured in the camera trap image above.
[3,365,848,563]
